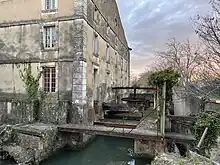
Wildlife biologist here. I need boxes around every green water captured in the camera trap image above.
[41,136,150,165]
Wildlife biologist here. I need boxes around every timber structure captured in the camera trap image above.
[58,124,195,143]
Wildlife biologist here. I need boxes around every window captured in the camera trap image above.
[115,52,118,65]
[93,34,99,55]
[106,45,110,63]
[43,26,56,48]
[115,18,118,26]
[93,69,98,100]
[43,67,56,92]
[107,25,110,36]
[45,0,56,10]
[93,7,98,22]
[125,61,128,72]
[121,57,123,70]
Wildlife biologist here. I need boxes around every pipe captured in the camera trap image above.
[197,127,208,149]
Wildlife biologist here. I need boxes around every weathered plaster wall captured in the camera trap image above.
[0,0,75,23]
[0,63,39,96]
[0,24,41,60]
[0,20,77,100]
[0,0,41,23]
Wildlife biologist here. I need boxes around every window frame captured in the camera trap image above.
[43,0,57,11]
[43,25,56,49]
[43,67,56,93]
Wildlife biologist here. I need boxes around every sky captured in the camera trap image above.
[116,0,212,76]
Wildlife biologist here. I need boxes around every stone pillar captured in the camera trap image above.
[72,59,87,123]
[134,139,167,159]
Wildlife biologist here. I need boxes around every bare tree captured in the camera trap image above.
[156,38,204,87]
[193,0,220,78]
[154,38,220,100]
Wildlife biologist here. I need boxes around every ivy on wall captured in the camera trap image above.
[16,63,42,100]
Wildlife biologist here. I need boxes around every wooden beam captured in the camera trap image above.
[58,124,195,142]
[112,87,160,91]
[94,121,137,129]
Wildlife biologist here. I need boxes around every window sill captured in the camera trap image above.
[42,47,58,52]
[93,53,99,57]
[41,9,58,14]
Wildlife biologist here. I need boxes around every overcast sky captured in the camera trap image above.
[116,0,212,76]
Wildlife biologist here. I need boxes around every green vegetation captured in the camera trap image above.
[148,68,180,91]
[193,111,220,157]
[148,68,180,103]
[16,63,42,100]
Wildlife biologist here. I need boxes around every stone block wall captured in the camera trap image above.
[14,124,66,164]
[0,99,71,125]
[134,139,166,159]
[0,100,34,124]
[39,101,70,124]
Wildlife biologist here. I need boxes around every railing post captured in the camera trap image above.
[154,91,157,109]
[161,82,166,138]
[156,89,160,135]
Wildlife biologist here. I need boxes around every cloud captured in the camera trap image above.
[116,0,211,75]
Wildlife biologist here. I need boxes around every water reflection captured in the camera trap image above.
[41,136,149,165]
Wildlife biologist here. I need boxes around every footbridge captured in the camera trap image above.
[58,123,195,143]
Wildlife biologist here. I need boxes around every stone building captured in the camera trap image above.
[0,0,131,123]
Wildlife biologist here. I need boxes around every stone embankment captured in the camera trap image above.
[0,123,66,165]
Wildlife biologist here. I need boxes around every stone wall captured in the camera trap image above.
[0,100,34,125]
[39,100,70,124]
[0,100,71,125]
[1,124,67,164]
[173,88,201,116]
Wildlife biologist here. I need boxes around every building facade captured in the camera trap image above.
[0,0,130,123]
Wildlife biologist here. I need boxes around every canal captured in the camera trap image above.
[0,136,151,165]
[41,136,150,165]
